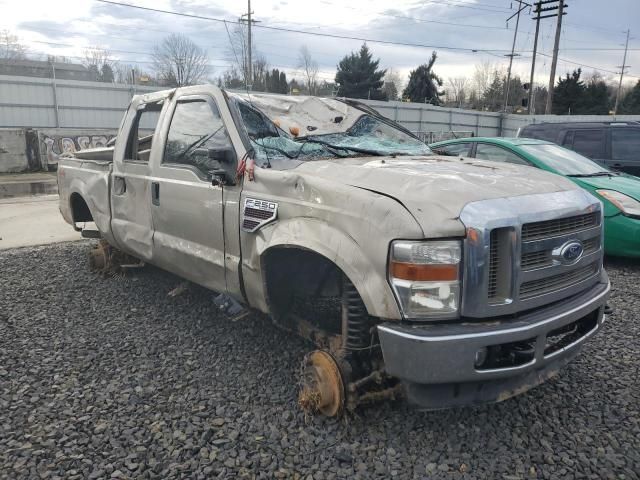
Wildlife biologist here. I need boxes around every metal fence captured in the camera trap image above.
[1,74,639,136]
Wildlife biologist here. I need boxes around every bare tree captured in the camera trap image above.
[225,22,254,87]
[0,29,27,61]
[472,60,495,99]
[298,45,318,95]
[447,77,468,107]
[82,47,117,82]
[153,34,209,87]
[383,69,404,101]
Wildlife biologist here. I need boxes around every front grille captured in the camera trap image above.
[520,262,598,299]
[521,212,599,241]
[521,250,552,269]
[520,235,601,271]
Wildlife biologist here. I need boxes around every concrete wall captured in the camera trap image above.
[0,129,39,172]
[37,129,117,168]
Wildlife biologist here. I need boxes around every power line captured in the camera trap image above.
[93,0,517,54]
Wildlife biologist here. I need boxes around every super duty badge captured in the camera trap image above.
[242,198,278,232]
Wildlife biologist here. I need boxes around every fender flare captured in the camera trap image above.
[67,175,111,238]
[254,217,402,320]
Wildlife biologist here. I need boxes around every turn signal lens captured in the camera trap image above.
[389,240,462,320]
[390,262,459,281]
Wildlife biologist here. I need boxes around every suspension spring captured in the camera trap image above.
[343,276,370,350]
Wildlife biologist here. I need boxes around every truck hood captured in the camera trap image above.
[296,155,580,237]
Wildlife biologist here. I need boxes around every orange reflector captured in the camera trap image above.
[390,262,458,281]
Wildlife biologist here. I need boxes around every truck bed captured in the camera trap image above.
[57,153,113,241]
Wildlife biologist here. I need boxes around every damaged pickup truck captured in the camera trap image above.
[58,86,610,416]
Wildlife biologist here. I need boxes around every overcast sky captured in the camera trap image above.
[1,0,639,89]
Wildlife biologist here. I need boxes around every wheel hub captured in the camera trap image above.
[299,350,345,417]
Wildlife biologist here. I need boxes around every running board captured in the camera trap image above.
[81,229,102,239]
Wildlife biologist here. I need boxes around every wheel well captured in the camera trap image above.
[70,193,93,223]
[263,247,346,335]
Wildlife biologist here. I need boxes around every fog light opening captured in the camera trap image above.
[474,347,488,368]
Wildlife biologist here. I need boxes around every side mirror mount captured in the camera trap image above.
[208,147,235,164]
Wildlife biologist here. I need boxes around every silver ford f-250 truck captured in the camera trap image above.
[58,85,610,416]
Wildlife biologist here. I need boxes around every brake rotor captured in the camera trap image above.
[299,350,345,417]
[88,242,110,271]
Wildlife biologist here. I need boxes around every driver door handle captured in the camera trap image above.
[151,181,160,206]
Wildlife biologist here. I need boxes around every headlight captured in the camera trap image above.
[388,240,461,320]
[596,190,640,217]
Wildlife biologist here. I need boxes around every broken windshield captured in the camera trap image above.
[232,96,432,164]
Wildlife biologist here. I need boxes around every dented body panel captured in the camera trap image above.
[57,85,610,412]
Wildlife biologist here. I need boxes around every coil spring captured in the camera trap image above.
[343,276,370,350]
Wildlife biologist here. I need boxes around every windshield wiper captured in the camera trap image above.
[301,138,386,157]
[567,171,619,178]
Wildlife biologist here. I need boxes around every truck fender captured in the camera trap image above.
[243,217,402,320]
[68,174,111,238]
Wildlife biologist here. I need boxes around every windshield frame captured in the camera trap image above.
[519,143,612,176]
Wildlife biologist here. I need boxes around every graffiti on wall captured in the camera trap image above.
[42,134,115,165]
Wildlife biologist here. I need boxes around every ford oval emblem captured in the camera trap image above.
[553,240,584,265]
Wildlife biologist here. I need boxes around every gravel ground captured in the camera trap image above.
[1,242,638,480]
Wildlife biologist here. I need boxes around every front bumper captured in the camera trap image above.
[378,271,610,409]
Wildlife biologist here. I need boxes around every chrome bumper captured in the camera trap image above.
[378,272,609,408]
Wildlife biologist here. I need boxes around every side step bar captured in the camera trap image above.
[81,229,102,239]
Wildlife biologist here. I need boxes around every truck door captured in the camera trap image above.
[110,101,163,261]
[148,94,234,293]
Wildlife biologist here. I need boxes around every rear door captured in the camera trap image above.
[610,127,640,175]
[148,92,236,293]
[566,129,608,167]
[110,100,163,260]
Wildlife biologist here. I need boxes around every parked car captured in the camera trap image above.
[57,87,609,416]
[517,121,640,176]
[430,137,640,257]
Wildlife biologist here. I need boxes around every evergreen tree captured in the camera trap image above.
[402,52,443,104]
[279,71,288,94]
[335,43,386,100]
[481,72,503,110]
[620,80,640,114]
[100,63,114,83]
[552,69,586,115]
[581,75,610,114]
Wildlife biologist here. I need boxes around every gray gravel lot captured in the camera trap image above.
[1,242,638,480]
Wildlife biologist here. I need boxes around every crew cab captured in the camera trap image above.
[58,85,610,416]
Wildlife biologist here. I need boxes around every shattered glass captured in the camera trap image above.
[233,95,432,162]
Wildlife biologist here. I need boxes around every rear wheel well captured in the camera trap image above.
[70,193,93,223]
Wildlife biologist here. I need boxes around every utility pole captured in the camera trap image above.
[545,0,566,114]
[240,0,259,90]
[528,1,564,114]
[613,29,631,115]
[503,0,530,112]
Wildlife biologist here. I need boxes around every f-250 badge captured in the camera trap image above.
[242,198,278,232]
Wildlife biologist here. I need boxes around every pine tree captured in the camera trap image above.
[335,43,386,100]
[402,52,443,104]
[620,80,640,114]
[581,75,610,114]
[552,69,586,115]
[279,71,288,94]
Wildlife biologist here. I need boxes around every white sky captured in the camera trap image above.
[1,0,639,89]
